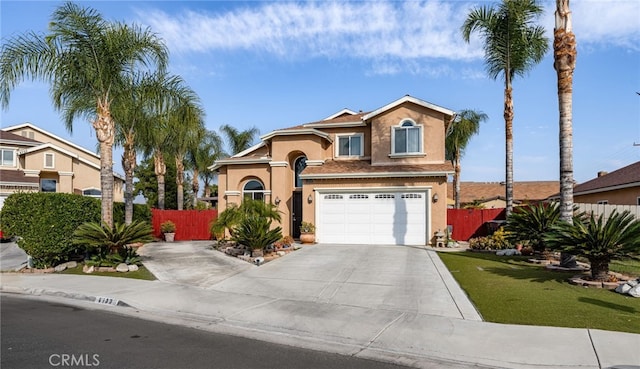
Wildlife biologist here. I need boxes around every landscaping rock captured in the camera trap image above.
[54,264,67,272]
[615,283,632,294]
[253,257,264,266]
[496,249,521,256]
[127,264,139,272]
[293,244,302,250]
[84,265,95,274]
[276,251,286,257]
[116,263,129,272]
[628,284,640,298]
[64,261,78,269]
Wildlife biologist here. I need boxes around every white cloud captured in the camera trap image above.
[136,1,639,73]
[137,1,481,61]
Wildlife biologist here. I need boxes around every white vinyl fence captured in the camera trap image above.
[575,203,640,220]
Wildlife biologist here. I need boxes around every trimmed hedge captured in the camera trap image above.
[0,193,151,268]
[1,193,101,267]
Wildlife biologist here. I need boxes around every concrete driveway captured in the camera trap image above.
[138,241,254,286]
[141,242,480,321]
[0,241,27,272]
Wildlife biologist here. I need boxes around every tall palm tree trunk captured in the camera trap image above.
[154,151,166,210]
[175,156,185,210]
[192,168,200,208]
[122,130,136,225]
[504,82,515,216]
[454,149,462,209]
[94,100,115,227]
[555,0,578,268]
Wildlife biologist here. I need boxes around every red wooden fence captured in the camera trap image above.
[447,208,506,241]
[151,209,218,241]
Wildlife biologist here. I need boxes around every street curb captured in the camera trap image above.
[0,285,130,307]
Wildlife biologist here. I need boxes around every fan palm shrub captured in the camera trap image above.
[544,210,640,281]
[210,199,281,238]
[505,202,561,252]
[232,215,282,256]
[73,220,154,255]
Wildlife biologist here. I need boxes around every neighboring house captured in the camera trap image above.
[446,181,560,208]
[212,95,455,246]
[0,123,124,209]
[572,161,640,205]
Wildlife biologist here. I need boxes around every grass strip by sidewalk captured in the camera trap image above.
[60,265,156,281]
[438,251,640,334]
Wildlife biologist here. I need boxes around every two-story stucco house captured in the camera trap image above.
[212,95,455,246]
[0,123,124,208]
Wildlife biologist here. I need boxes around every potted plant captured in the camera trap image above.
[160,220,176,242]
[299,221,315,244]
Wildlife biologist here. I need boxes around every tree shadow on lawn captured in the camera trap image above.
[578,297,637,314]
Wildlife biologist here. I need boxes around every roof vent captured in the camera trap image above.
[597,171,608,177]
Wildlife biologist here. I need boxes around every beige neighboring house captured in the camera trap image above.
[212,95,455,246]
[447,181,560,208]
[0,123,124,209]
[572,161,640,205]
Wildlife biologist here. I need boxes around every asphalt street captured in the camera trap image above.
[1,294,413,369]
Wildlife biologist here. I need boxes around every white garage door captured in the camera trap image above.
[317,190,428,245]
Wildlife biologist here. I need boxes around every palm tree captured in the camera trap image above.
[446,109,488,209]
[462,0,549,216]
[0,2,168,226]
[544,210,640,281]
[220,124,260,155]
[554,0,578,268]
[138,73,195,210]
[167,97,205,210]
[187,129,225,208]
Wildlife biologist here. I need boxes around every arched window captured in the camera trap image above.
[392,119,423,154]
[294,156,307,188]
[243,180,265,201]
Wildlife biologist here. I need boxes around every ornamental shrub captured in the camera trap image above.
[0,192,101,268]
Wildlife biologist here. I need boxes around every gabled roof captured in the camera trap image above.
[260,128,333,142]
[447,181,560,204]
[2,123,100,160]
[323,108,358,120]
[573,161,640,195]
[362,95,455,121]
[0,130,41,146]
[301,160,453,179]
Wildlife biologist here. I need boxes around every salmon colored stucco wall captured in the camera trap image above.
[575,187,640,206]
[370,102,447,165]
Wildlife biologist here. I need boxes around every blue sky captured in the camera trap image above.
[1,0,639,184]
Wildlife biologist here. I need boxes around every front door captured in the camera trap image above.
[292,191,302,238]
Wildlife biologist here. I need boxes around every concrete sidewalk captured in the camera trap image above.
[1,243,639,369]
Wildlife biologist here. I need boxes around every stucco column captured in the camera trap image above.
[269,162,290,236]
[58,171,74,194]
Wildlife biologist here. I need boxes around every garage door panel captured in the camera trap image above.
[318,190,428,245]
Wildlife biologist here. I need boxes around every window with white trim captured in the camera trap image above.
[336,134,363,157]
[0,149,15,167]
[83,188,101,198]
[392,119,422,155]
[44,153,54,168]
[243,180,265,201]
[41,179,57,193]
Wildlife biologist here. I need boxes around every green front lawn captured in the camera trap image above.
[439,251,640,334]
[60,264,156,281]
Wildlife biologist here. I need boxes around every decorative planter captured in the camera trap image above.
[300,233,315,244]
[164,232,175,242]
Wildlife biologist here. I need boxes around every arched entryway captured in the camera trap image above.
[292,156,307,238]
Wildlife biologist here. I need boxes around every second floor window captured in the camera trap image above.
[337,134,363,157]
[1,149,15,167]
[44,153,54,168]
[392,120,422,154]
